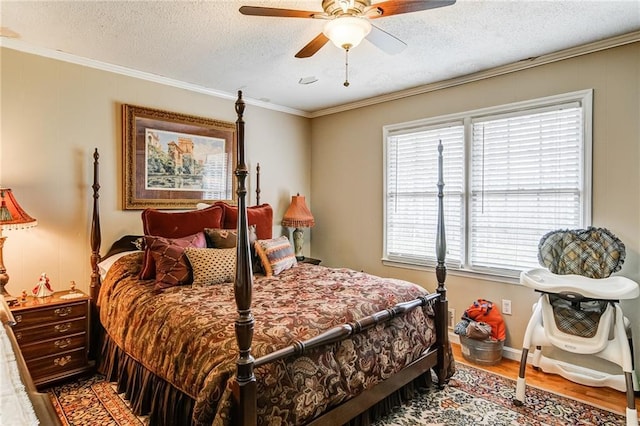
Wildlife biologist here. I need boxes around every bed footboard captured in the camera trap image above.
[231,92,258,426]
[255,293,439,367]
[230,92,451,425]
[255,292,444,425]
[434,141,451,388]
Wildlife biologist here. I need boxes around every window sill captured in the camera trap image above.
[381,258,521,285]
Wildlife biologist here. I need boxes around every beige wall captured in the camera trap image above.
[0,48,311,297]
[2,41,639,366]
[310,42,640,354]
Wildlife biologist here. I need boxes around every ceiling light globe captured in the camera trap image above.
[323,16,372,50]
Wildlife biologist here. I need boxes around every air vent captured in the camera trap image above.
[298,76,318,85]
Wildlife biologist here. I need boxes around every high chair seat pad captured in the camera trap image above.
[538,227,625,278]
[521,268,639,300]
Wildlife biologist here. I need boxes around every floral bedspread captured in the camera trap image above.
[98,252,438,425]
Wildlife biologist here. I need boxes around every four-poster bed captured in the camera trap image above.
[88,91,452,425]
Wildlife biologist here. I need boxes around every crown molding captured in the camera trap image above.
[309,30,640,118]
[0,37,311,118]
[2,30,638,119]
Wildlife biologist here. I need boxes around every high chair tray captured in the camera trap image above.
[521,268,639,300]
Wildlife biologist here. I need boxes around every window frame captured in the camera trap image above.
[382,89,593,281]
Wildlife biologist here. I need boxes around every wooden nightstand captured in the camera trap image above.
[10,289,93,387]
[298,257,321,265]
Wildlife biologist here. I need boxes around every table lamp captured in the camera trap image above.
[0,188,37,301]
[281,193,315,260]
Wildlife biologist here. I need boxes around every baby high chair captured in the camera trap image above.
[513,227,639,426]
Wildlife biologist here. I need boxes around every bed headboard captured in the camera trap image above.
[88,97,263,361]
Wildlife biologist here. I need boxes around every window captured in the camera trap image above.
[383,90,592,278]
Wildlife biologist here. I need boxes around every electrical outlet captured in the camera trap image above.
[501,299,512,315]
[448,308,456,329]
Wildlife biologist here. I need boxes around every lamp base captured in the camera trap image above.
[0,270,11,298]
[0,276,18,306]
[292,228,305,259]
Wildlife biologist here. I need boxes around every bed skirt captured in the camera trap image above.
[99,334,437,426]
[99,336,194,426]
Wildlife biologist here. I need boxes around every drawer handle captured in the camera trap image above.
[54,338,72,349]
[54,307,73,317]
[54,355,72,367]
[15,332,22,341]
[54,323,72,333]
[14,315,22,323]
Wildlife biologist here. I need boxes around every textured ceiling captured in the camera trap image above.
[1,1,639,115]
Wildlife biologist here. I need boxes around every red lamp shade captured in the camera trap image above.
[281,194,314,228]
[0,188,37,299]
[0,188,37,230]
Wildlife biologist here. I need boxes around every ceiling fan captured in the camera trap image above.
[239,0,456,59]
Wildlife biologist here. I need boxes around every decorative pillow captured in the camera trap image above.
[185,247,236,286]
[145,232,206,289]
[205,225,257,248]
[214,202,273,240]
[142,204,224,237]
[254,236,297,277]
[205,225,264,273]
[140,205,223,279]
[538,227,625,279]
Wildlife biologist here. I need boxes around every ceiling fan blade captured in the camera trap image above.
[366,0,456,18]
[239,6,319,19]
[295,33,330,58]
[366,25,407,55]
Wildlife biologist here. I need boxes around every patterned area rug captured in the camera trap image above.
[47,363,628,426]
[48,375,147,426]
[374,363,628,426]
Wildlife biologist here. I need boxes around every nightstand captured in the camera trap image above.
[298,257,321,265]
[10,289,93,387]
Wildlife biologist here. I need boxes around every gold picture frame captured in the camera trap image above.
[122,104,236,210]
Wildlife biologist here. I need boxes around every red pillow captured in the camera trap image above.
[214,202,273,240]
[145,232,206,290]
[142,204,223,237]
[140,205,223,279]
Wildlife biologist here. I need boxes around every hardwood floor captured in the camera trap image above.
[451,343,640,416]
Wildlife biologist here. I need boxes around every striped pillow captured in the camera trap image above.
[254,236,297,276]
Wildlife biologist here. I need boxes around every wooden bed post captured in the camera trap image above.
[90,148,102,361]
[233,91,257,425]
[255,163,261,205]
[435,141,450,388]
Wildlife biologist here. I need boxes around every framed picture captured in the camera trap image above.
[122,104,236,210]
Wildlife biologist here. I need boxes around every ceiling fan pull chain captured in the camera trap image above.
[344,48,350,87]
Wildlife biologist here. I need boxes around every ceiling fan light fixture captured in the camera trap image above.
[337,0,355,14]
[323,16,371,50]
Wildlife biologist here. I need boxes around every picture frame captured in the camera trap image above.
[122,104,236,210]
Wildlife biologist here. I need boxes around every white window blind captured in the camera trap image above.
[470,105,584,271]
[383,90,591,278]
[385,124,464,266]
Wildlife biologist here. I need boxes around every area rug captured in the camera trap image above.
[47,363,629,426]
[373,362,628,426]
